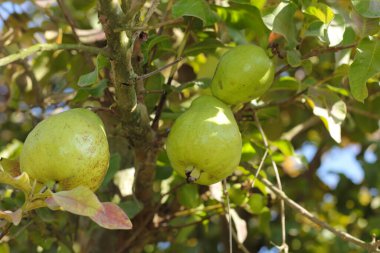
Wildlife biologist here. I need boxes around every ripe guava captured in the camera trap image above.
[210,45,275,105]
[20,108,110,191]
[166,96,242,185]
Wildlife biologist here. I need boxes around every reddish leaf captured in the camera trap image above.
[45,197,61,210]
[0,209,22,225]
[51,186,102,216]
[90,202,132,230]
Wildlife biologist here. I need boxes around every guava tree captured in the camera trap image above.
[0,0,379,253]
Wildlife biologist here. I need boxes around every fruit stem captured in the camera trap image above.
[185,166,201,183]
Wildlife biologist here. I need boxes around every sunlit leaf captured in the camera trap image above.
[90,202,132,230]
[349,38,380,102]
[307,88,347,143]
[49,186,103,216]
[327,14,345,46]
[305,3,334,24]
[230,209,248,243]
[209,182,223,202]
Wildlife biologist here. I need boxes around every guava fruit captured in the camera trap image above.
[210,44,275,105]
[166,95,242,185]
[20,108,110,191]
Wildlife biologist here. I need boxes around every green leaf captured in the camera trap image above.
[96,54,110,71]
[90,202,132,230]
[119,199,144,219]
[286,49,302,67]
[78,70,98,87]
[229,184,248,206]
[349,38,380,102]
[100,153,121,188]
[271,140,295,156]
[177,184,201,208]
[48,186,102,216]
[87,79,108,97]
[272,3,298,48]
[305,3,334,24]
[247,193,266,214]
[351,0,380,18]
[183,38,224,56]
[304,21,327,42]
[172,0,218,26]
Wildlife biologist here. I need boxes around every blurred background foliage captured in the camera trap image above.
[0,0,379,252]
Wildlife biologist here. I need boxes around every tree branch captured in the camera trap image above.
[0,43,108,67]
[253,111,288,252]
[114,18,184,32]
[275,43,357,77]
[256,174,380,252]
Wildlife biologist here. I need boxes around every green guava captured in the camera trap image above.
[20,108,110,191]
[210,44,275,105]
[166,95,242,185]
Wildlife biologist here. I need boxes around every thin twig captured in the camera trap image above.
[281,117,320,141]
[116,182,187,253]
[232,230,251,253]
[57,0,80,42]
[275,44,357,77]
[0,222,12,240]
[137,57,183,80]
[223,179,232,253]
[255,174,380,252]
[253,88,308,110]
[162,213,220,229]
[347,106,380,120]
[0,43,108,67]
[254,111,288,253]
[251,149,269,188]
[141,0,160,28]
[114,18,184,32]
[151,19,192,130]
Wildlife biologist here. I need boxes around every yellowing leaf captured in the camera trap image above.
[305,3,335,24]
[0,171,31,196]
[0,158,21,177]
[50,186,102,216]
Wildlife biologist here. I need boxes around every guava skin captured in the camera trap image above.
[166,95,242,185]
[210,44,275,105]
[20,108,110,191]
